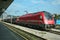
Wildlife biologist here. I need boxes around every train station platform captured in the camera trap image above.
[2,22,60,40]
[0,22,24,40]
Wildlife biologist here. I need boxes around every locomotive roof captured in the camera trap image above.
[20,11,50,17]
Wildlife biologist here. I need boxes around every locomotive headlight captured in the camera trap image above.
[40,16,42,19]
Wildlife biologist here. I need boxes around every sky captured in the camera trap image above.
[5,0,60,16]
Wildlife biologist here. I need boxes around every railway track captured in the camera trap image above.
[46,29,60,35]
[7,22,60,35]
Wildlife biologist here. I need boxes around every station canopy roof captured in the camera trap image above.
[0,0,13,16]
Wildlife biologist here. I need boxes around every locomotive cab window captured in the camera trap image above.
[43,11,52,20]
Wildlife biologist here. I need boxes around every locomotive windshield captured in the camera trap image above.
[43,11,52,20]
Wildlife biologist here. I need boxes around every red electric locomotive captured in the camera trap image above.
[16,11,55,30]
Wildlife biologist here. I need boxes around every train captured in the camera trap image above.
[16,11,55,30]
[4,17,17,23]
[4,11,55,30]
